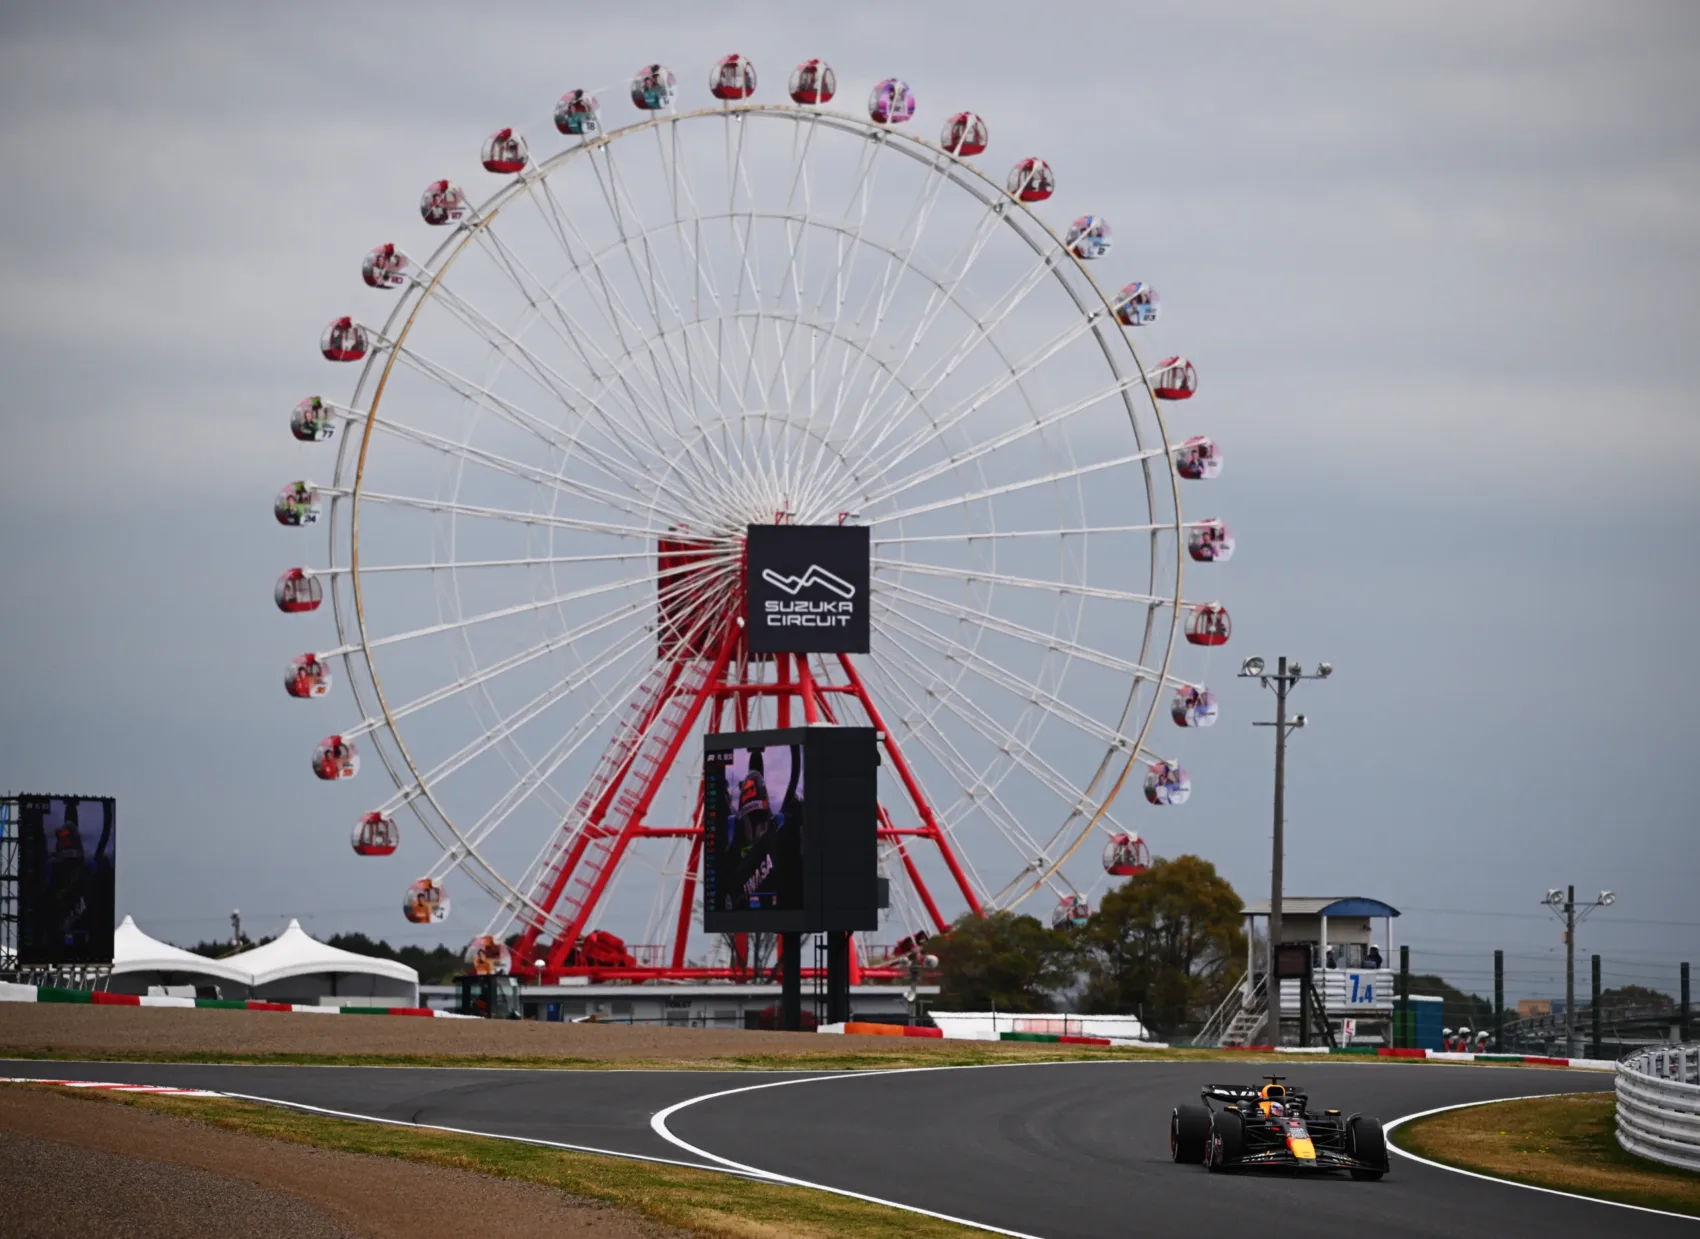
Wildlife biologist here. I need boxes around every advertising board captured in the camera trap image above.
[17,795,117,966]
[702,727,879,933]
[744,524,870,653]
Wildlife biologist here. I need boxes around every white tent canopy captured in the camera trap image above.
[231,919,418,1005]
[110,915,251,997]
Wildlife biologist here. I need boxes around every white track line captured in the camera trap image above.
[652,1068,1051,1238]
[1385,1094,1698,1223]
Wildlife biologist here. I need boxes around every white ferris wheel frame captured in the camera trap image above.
[301,98,1208,939]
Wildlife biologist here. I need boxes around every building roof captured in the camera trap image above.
[112,915,252,986]
[1240,897,1401,919]
[230,919,418,988]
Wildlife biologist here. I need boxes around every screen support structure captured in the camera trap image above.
[504,550,981,983]
[0,796,17,975]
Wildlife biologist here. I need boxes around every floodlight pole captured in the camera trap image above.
[1543,884,1615,1058]
[1245,656,1330,1040]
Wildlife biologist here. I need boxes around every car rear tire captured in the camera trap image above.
[1207,1111,1244,1173]
[1347,1116,1389,1180]
[1171,1104,1211,1164]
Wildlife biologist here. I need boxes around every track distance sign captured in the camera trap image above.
[745,524,870,653]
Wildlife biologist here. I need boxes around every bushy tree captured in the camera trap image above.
[1075,854,1244,1034]
[933,910,1074,1012]
[1596,984,1674,1011]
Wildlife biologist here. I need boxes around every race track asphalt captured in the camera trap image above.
[2,1057,1685,1238]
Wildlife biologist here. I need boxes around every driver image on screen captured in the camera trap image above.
[716,744,804,912]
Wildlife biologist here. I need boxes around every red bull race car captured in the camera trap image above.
[1170,1077,1389,1179]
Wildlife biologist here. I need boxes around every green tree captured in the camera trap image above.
[1076,854,1245,1034]
[1596,984,1674,1011]
[933,911,1074,1012]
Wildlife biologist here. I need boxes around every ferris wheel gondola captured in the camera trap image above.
[276,51,1233,975]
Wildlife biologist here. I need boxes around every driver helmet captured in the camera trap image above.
[1267,1101,1285,1117]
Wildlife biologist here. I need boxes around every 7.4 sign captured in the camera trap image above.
[745,524,869,654]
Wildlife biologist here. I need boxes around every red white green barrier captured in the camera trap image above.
[0,981,471,1018]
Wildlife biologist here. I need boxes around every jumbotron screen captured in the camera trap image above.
[17,795,117,966]
[704,740,806,918]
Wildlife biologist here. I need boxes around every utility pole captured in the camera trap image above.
[1240,655,1331,1018]
[1542,886,1614,1058]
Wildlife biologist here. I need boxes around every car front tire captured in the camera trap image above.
[1347,1116,1389,1181]
[1171,1104,1211,1164]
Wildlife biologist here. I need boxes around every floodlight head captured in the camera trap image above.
[922,953,940,968]
[1317,662,1333,678]
[1544,888,1564,906]
[1293,714,1307,727]
[1599,891,1615,906]
[1240,656,1265,677]
[1289,662,1304,678]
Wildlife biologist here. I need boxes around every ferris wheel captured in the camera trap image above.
[272,53,1234,974]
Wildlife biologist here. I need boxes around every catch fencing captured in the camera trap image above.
[1615,1044,1700,1172]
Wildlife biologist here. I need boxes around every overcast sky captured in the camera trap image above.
[1,1,1695,1003]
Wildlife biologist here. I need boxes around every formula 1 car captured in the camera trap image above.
[1169,1077,1389,1179]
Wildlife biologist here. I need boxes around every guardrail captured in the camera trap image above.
[1615,1044,1700,1172]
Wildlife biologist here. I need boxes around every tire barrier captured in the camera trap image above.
[1616,1044,1700,1172]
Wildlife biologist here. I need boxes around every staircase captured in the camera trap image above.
[536,656,713,947]
[1222,1006,1270,1048]
[1192,973,1269,1048]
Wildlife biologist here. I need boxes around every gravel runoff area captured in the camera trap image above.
[0,1002,953,1061]
[0,1086,685,1239]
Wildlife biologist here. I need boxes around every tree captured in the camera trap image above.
[1075,854,1245,1034]
[1596,985,1674,1012]
[933,911,1074,1012]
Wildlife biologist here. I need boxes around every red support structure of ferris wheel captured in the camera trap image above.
[507,543,978,982]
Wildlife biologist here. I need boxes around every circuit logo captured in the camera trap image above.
[759,564,857,600]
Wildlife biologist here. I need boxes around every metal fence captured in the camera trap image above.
[1616,1044,1700,1172]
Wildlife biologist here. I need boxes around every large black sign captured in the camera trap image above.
[17,795,117,966]
[745,524,870,654]
[703,727,880,934]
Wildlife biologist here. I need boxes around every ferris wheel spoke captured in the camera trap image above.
[814,148,955,461]
[867,447,1168,529]
[342,590,663,741]
[875,601,1149,760]
[386,619,660,820]
[383,335,695,511]
[851,306,1114,490]
[853,656,996,898]
[859,372,1165,512]
[471,222,692,475]
[758,114,822,434]
[820,195,1011,495]
[873,554,1172,608]
[873,523,1183,545]
[514,187,727,495]
[358,489,678,541]
[859,647,1059,892]
[315,549,662,577]
[425,644,668,887]
[875,574,1177,687]
[355,395,694,528]
[723,112,777,424]
[357,554,738,653]
[785,131,885,434]
[418,279,689,494]
[872,627,1131,894]
[591,144,715,439]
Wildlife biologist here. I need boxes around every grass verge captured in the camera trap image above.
[56,1086,994,1238]
[1394,1092,1700,1217]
